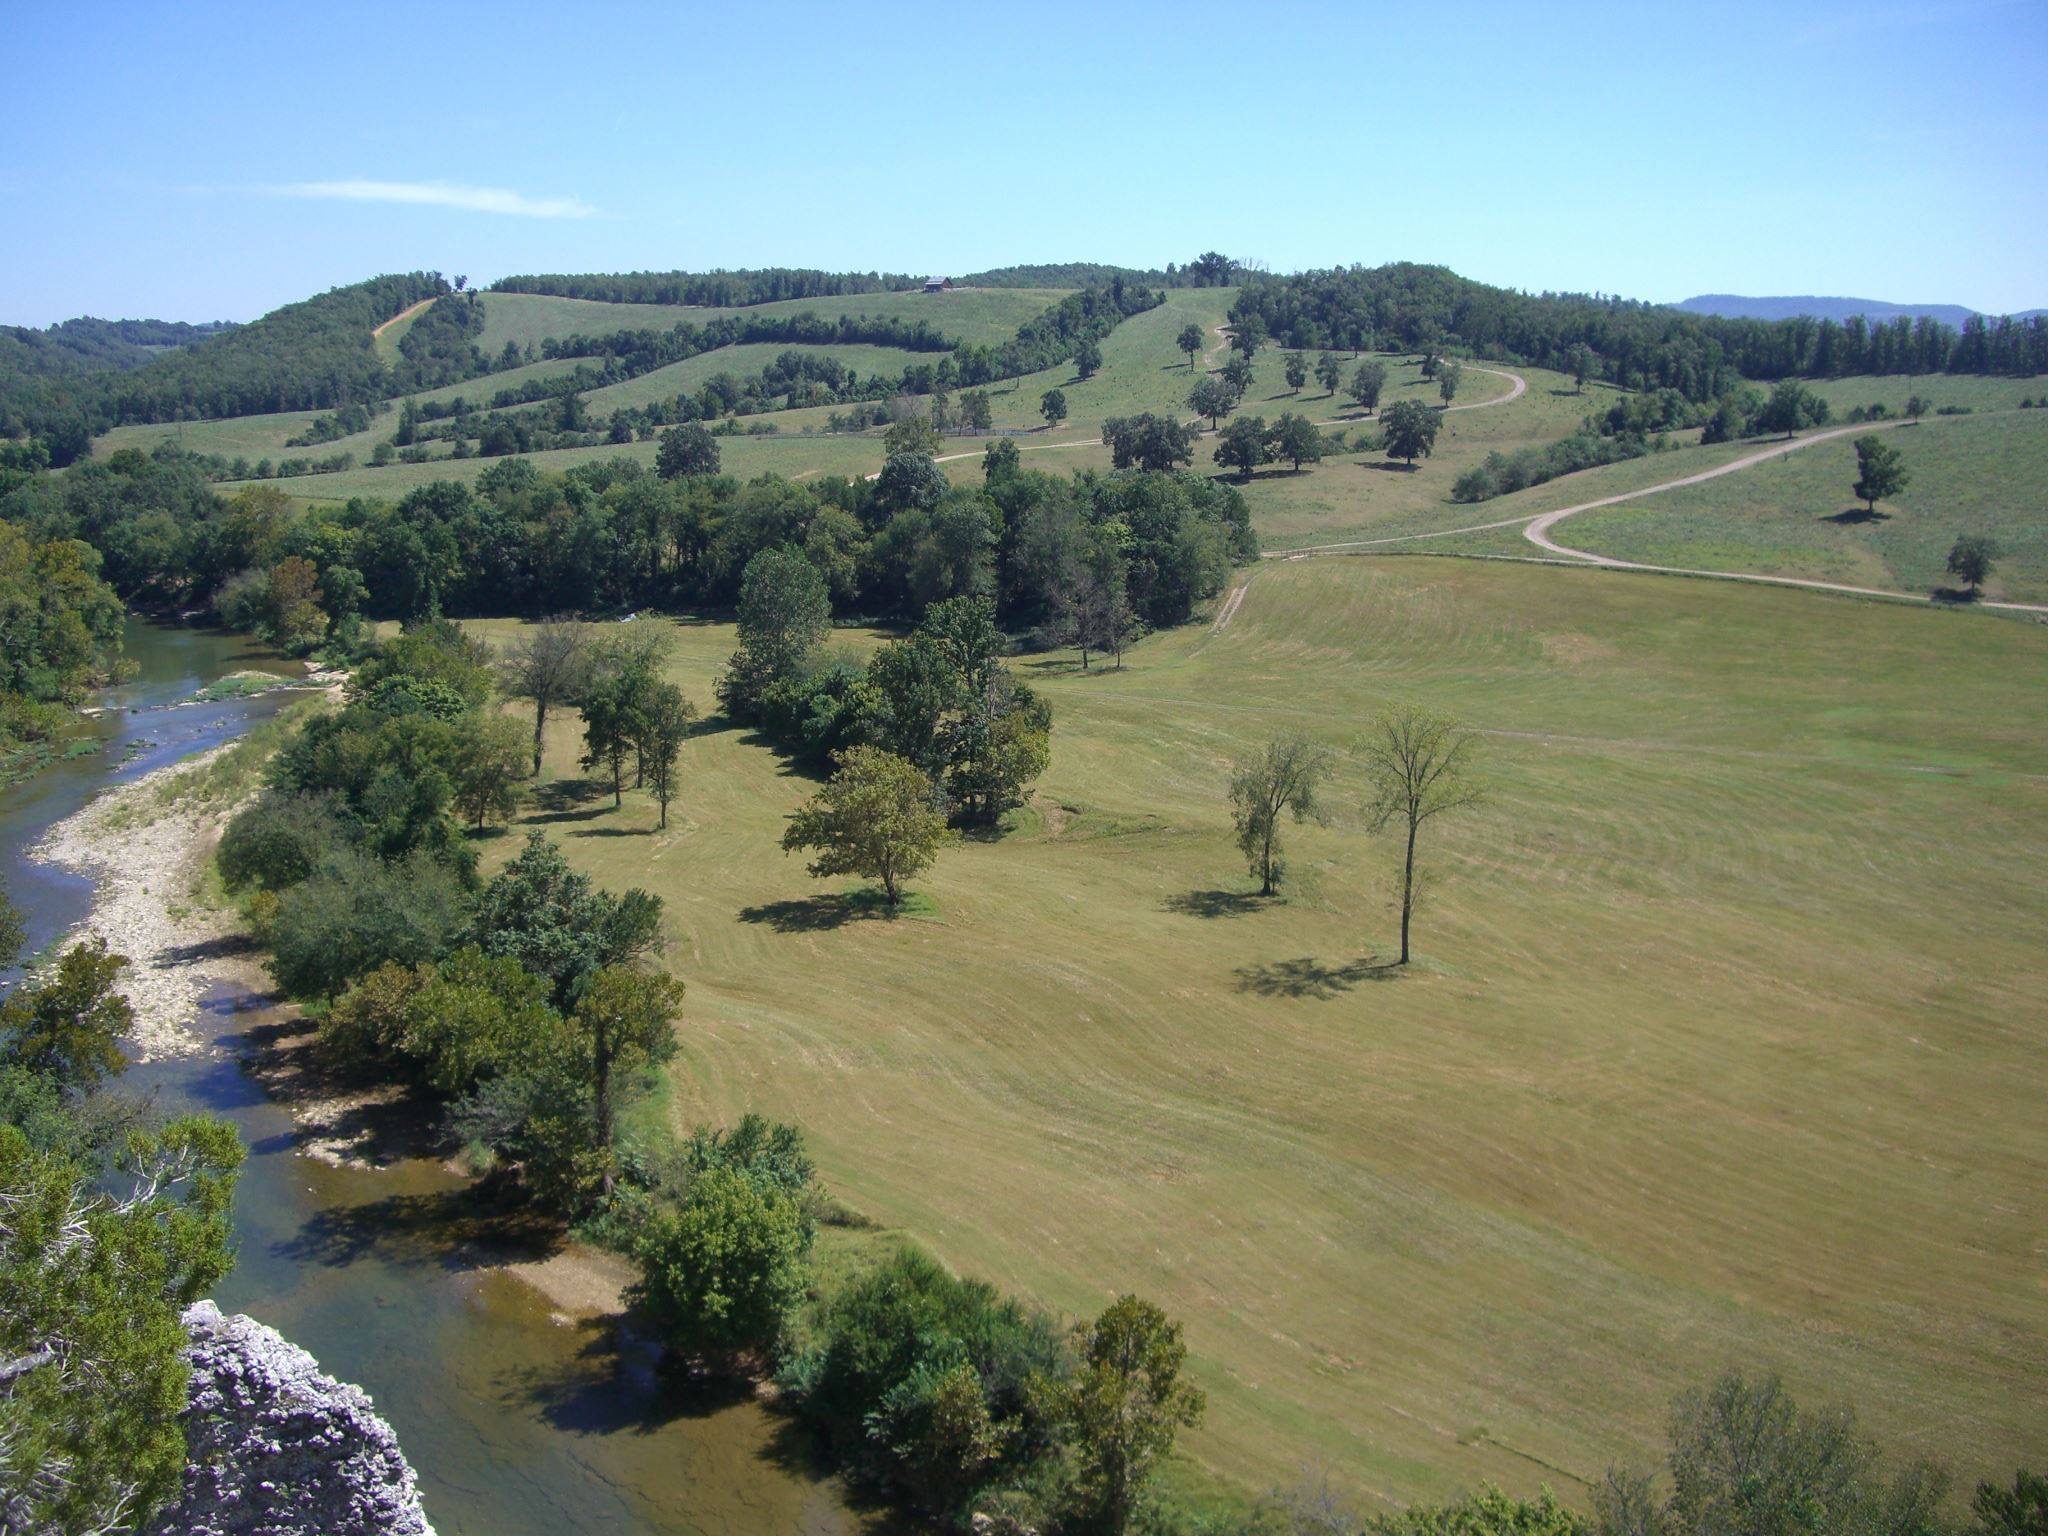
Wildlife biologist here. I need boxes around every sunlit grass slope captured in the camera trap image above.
[461,556,2048,1507]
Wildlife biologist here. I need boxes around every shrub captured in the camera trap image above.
[218,789,352,892]
[630,1165,812,1363]
[783,1244,1065,1518]
[268,849,472,997]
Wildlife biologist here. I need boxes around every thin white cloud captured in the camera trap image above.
[274,178,594,219]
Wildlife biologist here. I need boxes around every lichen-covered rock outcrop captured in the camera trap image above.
[143,1301,435,1536]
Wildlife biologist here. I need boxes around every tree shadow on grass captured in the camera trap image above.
[1234,955,1401,998]
[1163,889,1268,919]
[1824,507,1889,524]
[738,889,911,932]
[1358,460,1417,473]
[1930,585,1982,604]
[524,778,611,824]
[569,825,649,838]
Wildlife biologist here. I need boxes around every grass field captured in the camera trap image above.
[458,557,2047,1508]
[1556,409,2048,603]
[475,286,1071,356]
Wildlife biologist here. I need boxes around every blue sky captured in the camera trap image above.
[4,0,2043,325]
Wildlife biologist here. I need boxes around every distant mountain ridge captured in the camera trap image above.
[1675,294,2046,326]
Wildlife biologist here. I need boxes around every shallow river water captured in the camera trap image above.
[0,620,872,1536]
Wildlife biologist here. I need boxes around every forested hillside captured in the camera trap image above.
[1229,263,2048,399]
[489,268,922,305]
[0,274,453,462]
[0,316,237,377]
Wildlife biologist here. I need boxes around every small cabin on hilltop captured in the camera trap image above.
[921,276,953,293]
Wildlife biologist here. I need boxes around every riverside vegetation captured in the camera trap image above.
[4,251,2046,1535]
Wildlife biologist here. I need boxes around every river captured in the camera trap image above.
[0,619,875,1536]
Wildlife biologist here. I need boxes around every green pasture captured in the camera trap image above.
[457,557,2048,1507]
[1557,409,2048,602]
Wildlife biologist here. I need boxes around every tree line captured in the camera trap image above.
[488,266,927,306]
[3,423,1254,660]
[0,503,127,778]
[1226,261,2048,404]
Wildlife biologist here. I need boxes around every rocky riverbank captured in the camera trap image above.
[145,1301,436,1536]
[30,744,257,1058]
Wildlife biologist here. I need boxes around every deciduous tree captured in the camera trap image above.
[656,422,720,479]
[1379,398,1441,465]
[1851,434,1907,512]
[1273,413,1323,472]
[630,1166,811,1365]
[1177,323,1205,369]
[1947,533,1997,594]
[1040,387,1068,430]
[571,965,683,1191]
[1189,375,1238,430]
[781,746,946,907]
[1229,737,1332,895]
[1214,415,1270,480]
[1360,706,1481,964]
[501,617,591,774]
[1284,351,1308,393]
[637,680,696,830]
[1348,360,1388,414]
[1315,352,1344,397]
[1044,1296,1206,1536]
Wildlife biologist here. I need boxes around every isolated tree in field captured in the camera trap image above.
[1101,414,1194,472]
[1420,351,1441,380]
[1946,534,1997,595]
[1360,706,1481,964]
[1315,352,1344,397]
[1214,415,1270,480]
[637,681,696,829]
[572,966,683,1193]
[959,388,993,432]
[503,617,591,773]
[1851,435,1907,513]
[657,422,720,479]
[1040,387,1068,430]
[1904,393,1929,423]
[1189,374,1238,430]
[1273,413,1323,472]
[1379,398,1441,465]
[1221,353,1255,396]
[1348,360,1388,414]
[1074,339,1102,379]
[781,746,946,907]
[453,712,529,830]
[1177,323,1205,369]
[1046,1295,1207,1536]
[1438,360,1463,406]
[1284,351,1308,393]
[1756,380,1824,438]
[1568,344,1594,392]
[1231,316,1264,357]
[1229,737,1332,895]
